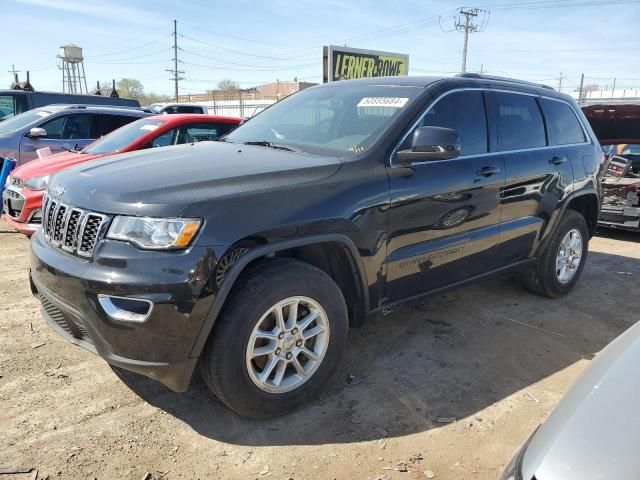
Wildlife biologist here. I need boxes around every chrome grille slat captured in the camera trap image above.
[52,204,67,244]
[42,197,109,258]
[62,209,83,251]
[10,176,25,188]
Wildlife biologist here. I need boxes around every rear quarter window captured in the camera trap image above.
[542,99,586,145]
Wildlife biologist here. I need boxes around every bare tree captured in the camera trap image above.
[218,79,240,100]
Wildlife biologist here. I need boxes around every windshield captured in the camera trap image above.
[82,118,166,154]
[224,84,422,155]
[0,108,53,134]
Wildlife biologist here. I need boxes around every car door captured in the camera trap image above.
[20,113,94,162]
[385,89,505,303]
[489,91,575,264]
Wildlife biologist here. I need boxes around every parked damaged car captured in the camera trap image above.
[582,104,640,231]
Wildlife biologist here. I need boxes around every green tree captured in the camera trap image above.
[117,78,145,100]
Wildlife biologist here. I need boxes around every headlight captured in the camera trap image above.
[24,175,50,191]
[107,216,201,250]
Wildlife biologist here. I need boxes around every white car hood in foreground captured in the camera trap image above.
[521,320,640,480]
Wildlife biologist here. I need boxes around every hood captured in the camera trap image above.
[11,152,104,180]
[582,104,640,144]
[48,141,342,217]
[521,320,640,480]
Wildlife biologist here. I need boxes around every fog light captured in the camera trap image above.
[98,295,153,322]
[30,209,43,224]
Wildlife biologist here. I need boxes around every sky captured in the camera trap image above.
[1,0,639,97]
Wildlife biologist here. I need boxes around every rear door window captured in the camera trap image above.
[91,114,138,138]
[494,92,546,151]
[542,99,586,145]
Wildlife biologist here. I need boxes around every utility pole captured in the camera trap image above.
[578,73,585,105]
[558,72,564,92]
[8,64,21,85]
[453,8,489,73]
[166,20,184,101]
[612,77,617,96]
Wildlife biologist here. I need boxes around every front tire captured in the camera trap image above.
[199,258,348,418]
[523,209,589,298]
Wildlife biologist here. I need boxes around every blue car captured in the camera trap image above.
[0,105,150,167]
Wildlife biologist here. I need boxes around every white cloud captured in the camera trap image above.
[12,0,164,25]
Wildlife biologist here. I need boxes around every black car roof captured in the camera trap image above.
[318,74,573,102]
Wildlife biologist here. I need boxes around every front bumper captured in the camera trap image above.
[29,229,220,391]
[598,206,640,231]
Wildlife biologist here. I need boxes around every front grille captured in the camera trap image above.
[39,293,92,344]
[2,188,24,217]
[42,196,109,258]
[5,189,21,200]
[10,176,25,188]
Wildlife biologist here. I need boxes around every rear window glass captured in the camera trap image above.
[495,92,546,151]
[543,99,585,145]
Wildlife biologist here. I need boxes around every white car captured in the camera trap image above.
[147,103,208,115]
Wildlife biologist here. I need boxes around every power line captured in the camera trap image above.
[180,34,317,62]
[180,48,317,69]
[477,0,640,9]
[85,34,172,59]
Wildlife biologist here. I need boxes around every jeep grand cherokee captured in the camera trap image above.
[29,74,605,418]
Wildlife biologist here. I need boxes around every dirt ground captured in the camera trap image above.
[0,222,638,480]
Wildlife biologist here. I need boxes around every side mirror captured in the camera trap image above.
[27,127,47,139]
[396,126,460,165]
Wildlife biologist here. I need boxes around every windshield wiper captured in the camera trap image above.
[62,145,82,153]
[243,140,296,152]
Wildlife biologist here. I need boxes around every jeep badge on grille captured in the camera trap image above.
[51,185,66,197]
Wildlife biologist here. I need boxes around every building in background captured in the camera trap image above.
[178,80,316,103]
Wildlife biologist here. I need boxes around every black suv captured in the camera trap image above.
[29,75,604,418]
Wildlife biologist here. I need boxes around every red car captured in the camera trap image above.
[582,104,640,231]
[2,114,241,235]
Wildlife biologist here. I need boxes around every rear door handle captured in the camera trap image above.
[549,156,567,165]
[476,166,501,177]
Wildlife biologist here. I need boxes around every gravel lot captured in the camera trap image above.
[0,222,638,480]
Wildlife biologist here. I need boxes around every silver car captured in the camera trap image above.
[0,104,149,166]
[500,320,640,480]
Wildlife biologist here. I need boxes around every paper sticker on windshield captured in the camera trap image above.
[357,97,409,108]
[140,124,160,131]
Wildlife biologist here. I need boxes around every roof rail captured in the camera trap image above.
[456,73,555,90]
[60,104,146,111]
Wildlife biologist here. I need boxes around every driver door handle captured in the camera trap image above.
[549,156,567,165]
[476,165,501,177]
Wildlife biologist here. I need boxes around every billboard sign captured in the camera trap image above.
[323,45,409,82]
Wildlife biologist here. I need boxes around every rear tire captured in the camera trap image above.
[199,258,348,418]
[523,209,589,298]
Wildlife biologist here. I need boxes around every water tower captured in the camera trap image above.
[58,44,88,94]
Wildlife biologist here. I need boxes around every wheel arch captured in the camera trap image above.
[564,190,600,237]
[189,234,369,358]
